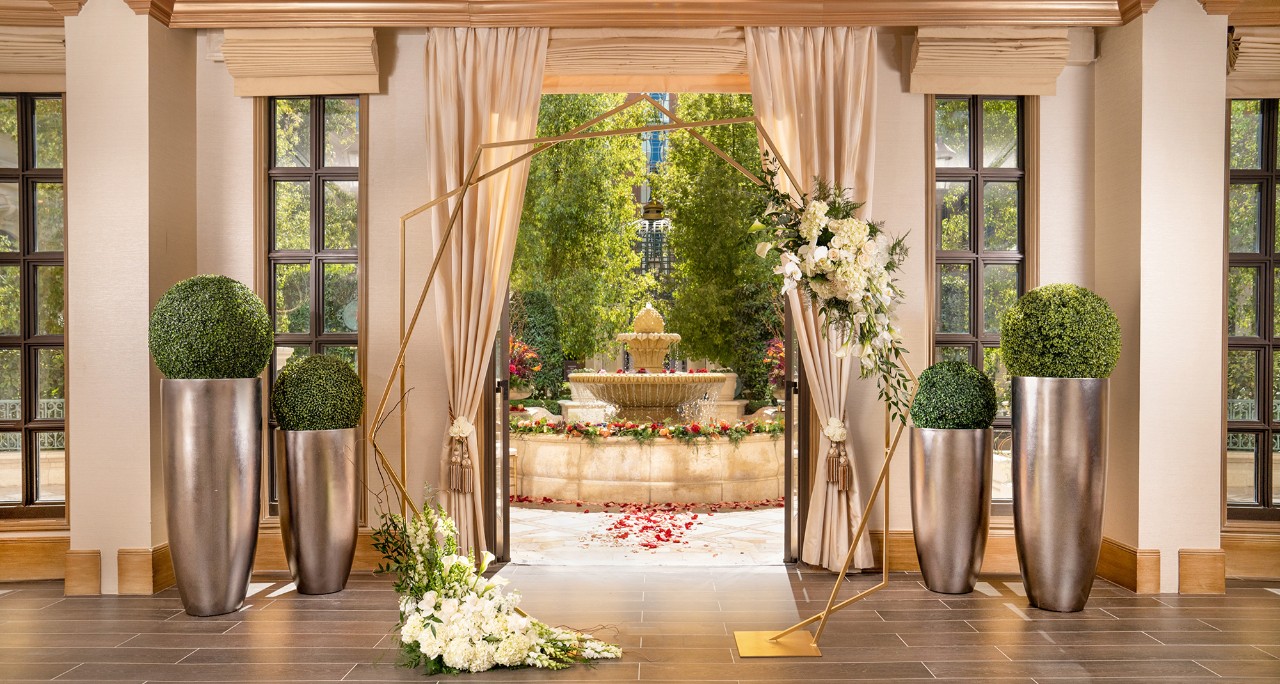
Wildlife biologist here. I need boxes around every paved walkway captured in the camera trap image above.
[509,503,785,566]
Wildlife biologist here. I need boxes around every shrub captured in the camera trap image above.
[148,275,272,379]
[1000,283,1122,379]
[271,354,365,431]
[910,360,997,430]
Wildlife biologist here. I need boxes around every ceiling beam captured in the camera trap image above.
[165,0,1126,30]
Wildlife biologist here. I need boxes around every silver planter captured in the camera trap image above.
[162,378,262,617]
[1012,377,1109,613]
[910,427,993,594]
[278,428,358,595]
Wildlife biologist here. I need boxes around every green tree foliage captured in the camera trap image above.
[999,283,1121,379]
[648,94,780,400]
[271,353,365,431]
[509,290,566,399]
[910,360,997,430]
[510,94,654,360]
[148,275,273,379]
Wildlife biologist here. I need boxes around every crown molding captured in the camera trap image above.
[1226,0,1280,26]
[46,0,84,17]
[125,0,175,25]
[165,0,1125,30]
[1117,0,1158,23]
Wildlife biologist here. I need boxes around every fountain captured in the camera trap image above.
[567,305,725,423]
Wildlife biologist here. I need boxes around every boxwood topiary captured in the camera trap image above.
[910,360,998,430]
[999,283,1121,379]
[271,354,365,431]
[148,275,273,379]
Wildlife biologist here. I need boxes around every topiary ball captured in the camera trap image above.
[271,354,365,431]
[148,275,273,379]
[910,360,997,430]
[999,283,1122,379]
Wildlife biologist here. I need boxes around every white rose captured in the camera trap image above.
[448,416,475,438]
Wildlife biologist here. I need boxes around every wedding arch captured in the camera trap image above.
[367,93,916,655]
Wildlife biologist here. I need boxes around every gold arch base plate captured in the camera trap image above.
[734,630,821,658]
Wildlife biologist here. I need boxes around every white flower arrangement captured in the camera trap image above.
[755,164,913,423]
[448,416,475,439]
[822,417,848,444]
[374,501,621,675]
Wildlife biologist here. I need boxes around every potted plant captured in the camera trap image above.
[148,275,272,616]
[1001,283,1121,612]
[508,336,541,401]
[271,354,365,595]
[909,360,997,594]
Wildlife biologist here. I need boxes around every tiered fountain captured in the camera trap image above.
[567,304,725,423]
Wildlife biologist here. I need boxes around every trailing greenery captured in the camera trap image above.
[510,417,784,447]
[510,291,568,399]
[271,354,365,431]
[649,94,781,402]
[910,360,997,430]
[147,275,272,379]
[1000,283,1122,379]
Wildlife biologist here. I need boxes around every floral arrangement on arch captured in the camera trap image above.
[372,500,621,674]
[508,337,542,390]
[753,161,913,424]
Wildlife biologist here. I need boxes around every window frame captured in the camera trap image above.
[1225,98,1280,522]
[928,94,1034,515]
[0,93,66,522]
[262,95,364,518]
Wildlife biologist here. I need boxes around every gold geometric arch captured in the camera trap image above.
[366,92,915,656]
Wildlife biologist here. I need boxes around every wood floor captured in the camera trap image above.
[1,565,1278,682]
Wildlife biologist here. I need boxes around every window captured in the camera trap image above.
[0,94,66,520]
[1226,99,1280,521]
[266,95,361,511]
[931,96,1027,504]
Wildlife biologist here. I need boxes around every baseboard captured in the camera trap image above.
[868,528,1018,575]
[1096,537,1161,594]
[0,535,69,581]
[63,549,100,595]
[117,543,175,595]
[1178,548,1226,594]
[253,527,380,574]
[1222,530,1280,579]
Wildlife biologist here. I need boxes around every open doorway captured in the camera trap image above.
[479,93,809,565]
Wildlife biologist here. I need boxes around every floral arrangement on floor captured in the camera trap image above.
[372,501,621,674]
[510,417,784,446]
[764,338,786,394]
[508,337,542,391]
[753,160,913,423]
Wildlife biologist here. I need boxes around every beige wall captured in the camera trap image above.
[195,31,254,284]
[66,0,196,592]
[1040,63,1095,288]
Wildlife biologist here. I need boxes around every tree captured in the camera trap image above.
[648,94,781,400]
[510,94,654,361]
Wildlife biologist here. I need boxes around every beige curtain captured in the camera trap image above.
[425,27,548,554]
[746,26,877,571]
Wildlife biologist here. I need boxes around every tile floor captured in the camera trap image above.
[1,566,1278,682]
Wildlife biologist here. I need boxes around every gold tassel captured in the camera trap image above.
[825,443,842,484]
[837,453,852,492]
[448,439,473,494]
[458,447,474,495]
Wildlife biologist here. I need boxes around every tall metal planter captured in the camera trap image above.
[1012,377,1109,613]
[162,378,262,617]
[910,428,993,594]
[278,428,358,595]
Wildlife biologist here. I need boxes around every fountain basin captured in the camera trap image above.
[567,372,725,423]
[511,432,783,504]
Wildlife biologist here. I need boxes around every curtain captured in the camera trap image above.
[746,26,878,571]
[425,27,548,554]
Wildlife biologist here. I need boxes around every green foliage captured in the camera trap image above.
[509,398,562,415]
[148,275,272,379]
[910,360,997,430]
[999,283,1122,379]
[511,94,655,360]
[271,354,365,431]
[648,94,780,401]
[510,290,567,399]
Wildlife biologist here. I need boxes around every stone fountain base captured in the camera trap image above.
[511,432,783,504]
[559,399,749,424]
